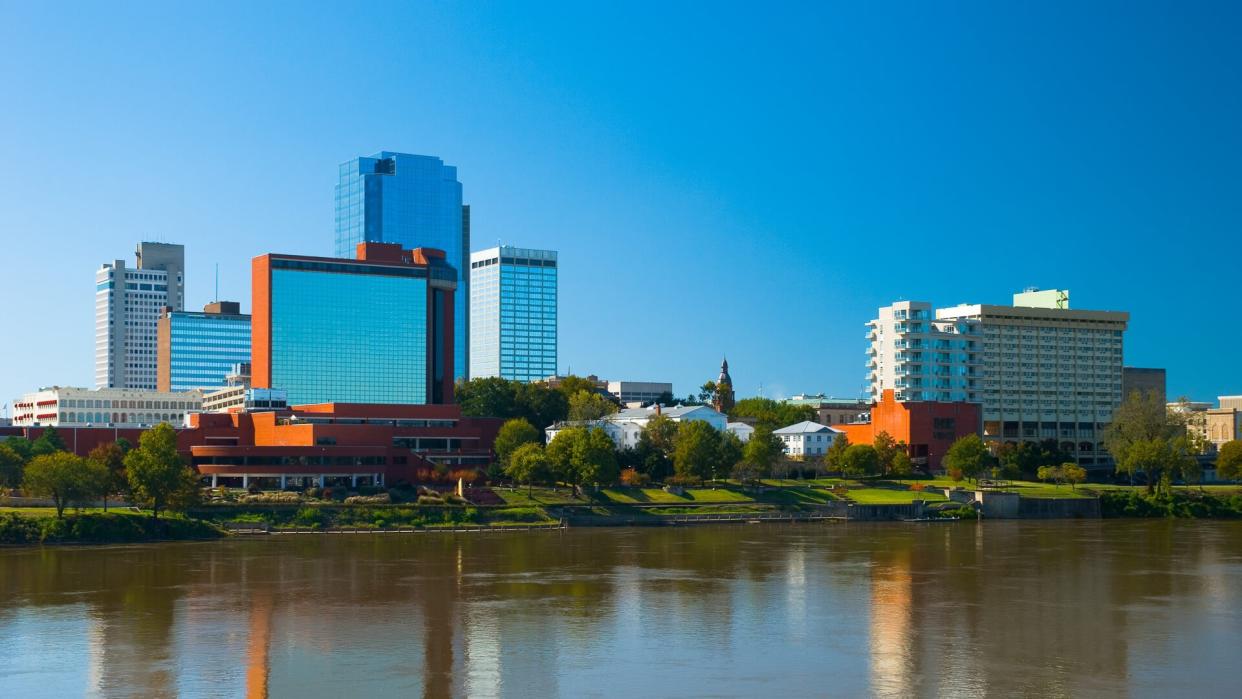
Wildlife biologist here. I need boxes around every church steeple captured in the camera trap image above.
[713,356,735,413]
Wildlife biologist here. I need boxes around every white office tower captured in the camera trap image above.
[95,242,185,390]
[867,289,1129,467]
[468,246,557,382]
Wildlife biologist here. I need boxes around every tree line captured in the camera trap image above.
[0,424,199,519]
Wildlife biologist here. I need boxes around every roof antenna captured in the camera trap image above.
[214,263,219,302]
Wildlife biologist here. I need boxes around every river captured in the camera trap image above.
[2,521,1240,698]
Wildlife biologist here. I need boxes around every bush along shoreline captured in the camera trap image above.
[0,511,224,545]
[1098,490,1242,518]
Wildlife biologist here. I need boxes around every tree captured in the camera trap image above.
[504,442,550,495]
[943,434,990,482]
[1105,389,1188,493]
[673,420,721,482]
[554,375,602,401]
[546,426,582,487]
[456,377,519,419]
[823,434,850,474]
[31,427,66,456]
[456,377,570,431]
[514,383,570,431]
[0,443,25,489]
[840,444,879,477]
[87,442,128,512]
[698,380,717,404]
[567,390,618,421]
[22,452,107,518]
[1217,440,1242,481]
[125,423,199,520]
[732,460,767,486]
[652,391,674,407]
[890,450,914,477]
[4,436,34,462]
[574,427,619,486]
[741,428,783,481]
[1061,462,1087,490]
[546,426,619,490]
[636,414,678,480]
[715,431,744,481]
[494,418,541,468]
[728,398,815,433]
[873,432,899,474]
[1036,464,1065,487]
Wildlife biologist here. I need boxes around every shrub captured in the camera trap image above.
[241,491,303,504]
[387,486,416,504]
[344,493,392,505]
[909,483,925,493]
[292,507,328,528]
[487,507,548,523]
[939,506,979,520]
[620,468,650,487]
[321,488,349,502]
[305,487,323,499]
[417,495,444,505]
[0,512,42,544]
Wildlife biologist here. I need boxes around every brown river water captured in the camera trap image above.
[2,520,1240,698]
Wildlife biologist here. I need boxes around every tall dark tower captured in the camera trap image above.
[713,357,735,413]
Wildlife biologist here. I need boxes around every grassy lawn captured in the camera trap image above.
[844,488,948,505]
[598,487,755,504]
[755,487,840,505]
[493,487,583,506]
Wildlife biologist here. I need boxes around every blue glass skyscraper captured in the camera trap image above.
[335,152,469,381]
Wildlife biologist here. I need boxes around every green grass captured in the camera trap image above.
[754,487,840,505]
[844,488,948,505]
[597,487,754,504]
[493,487,583,506]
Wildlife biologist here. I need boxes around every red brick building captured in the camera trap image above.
[832,390,981,472]
[4,403,502,489]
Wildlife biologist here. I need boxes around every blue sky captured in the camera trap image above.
[2,1,1240,408]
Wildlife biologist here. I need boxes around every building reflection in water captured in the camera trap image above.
[1,522,1239,698]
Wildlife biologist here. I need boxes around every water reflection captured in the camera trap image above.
[1,522,1241,698]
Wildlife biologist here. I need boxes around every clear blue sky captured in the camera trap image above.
[2,1,1239,408]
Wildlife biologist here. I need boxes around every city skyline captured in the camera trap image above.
[3,3,1241,410]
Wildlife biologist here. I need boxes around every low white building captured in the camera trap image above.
[773,420,843,458]
[546,404,728,449]
[607,381,673,405]
[727,422,755,443]
[10,386,204,428]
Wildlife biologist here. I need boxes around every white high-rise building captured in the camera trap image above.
[95,242,185,390]
[468,246,557,382]
[867,289,1129,467]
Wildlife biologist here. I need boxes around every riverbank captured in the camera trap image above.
[3,483,1240,545]
[0,510,224,545]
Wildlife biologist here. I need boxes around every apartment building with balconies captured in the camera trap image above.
[867,289,1129,468]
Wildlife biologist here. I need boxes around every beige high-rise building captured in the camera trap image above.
[867,289,1129,468]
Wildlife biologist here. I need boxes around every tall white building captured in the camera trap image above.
[867,289,1129,467]
[95,242,185,390]
[468,246,557,382]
